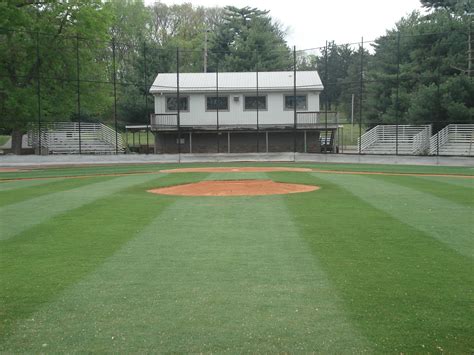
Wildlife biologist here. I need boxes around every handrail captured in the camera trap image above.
[412,126,431,155]
[358,125,379,152]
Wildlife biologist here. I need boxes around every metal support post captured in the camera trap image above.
[358,37,364,155]
[395,32,401,155]
[324,40,329,154]
[293,46,297,153]
[76,34,82,154]
[176,48,181,157]
[36,32,42,154]
[112,38,118,154]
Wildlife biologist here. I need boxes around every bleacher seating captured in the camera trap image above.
[28,122,124,154]
[358,125,431,155]
[429,124,474,156]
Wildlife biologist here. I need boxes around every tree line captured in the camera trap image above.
[0,0,472,153]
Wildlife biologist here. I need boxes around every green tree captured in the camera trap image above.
[0,0,112,153]
[208,6,291,72]
[365,9,473,128]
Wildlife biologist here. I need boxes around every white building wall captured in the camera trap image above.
[154,91,320,126]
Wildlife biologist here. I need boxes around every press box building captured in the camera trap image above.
[149,70,337,153]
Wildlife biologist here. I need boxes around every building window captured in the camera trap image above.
[244,96,267,110]
[284,95,307,110]
[206,96,229,111]
[166,96,189,111]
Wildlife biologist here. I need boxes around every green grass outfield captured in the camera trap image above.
[0,163,473,352]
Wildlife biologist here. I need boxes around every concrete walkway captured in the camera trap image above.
[0,153,473,167]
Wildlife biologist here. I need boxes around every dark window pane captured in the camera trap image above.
[285,95,307,110]
[206,96,228,110]
[244,96,267,110]
[166,97,188,111]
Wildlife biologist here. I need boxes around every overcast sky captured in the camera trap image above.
[144,0,426,49]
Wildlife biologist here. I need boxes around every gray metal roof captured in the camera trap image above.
[150,71,323,94]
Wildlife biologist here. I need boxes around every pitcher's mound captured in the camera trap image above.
[148,179,319,196]
[160,167,312,173]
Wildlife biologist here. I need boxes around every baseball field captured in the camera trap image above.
[0,162,473,352]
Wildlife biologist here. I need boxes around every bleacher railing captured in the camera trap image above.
[430,124,474,156]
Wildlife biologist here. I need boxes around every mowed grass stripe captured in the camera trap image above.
[319,173,474,258]
[1,184,370,352]
[0,172,206,342]
[0,178,65,192]
[0,174,162,241]
[204,172,271,180]
[281,172,474,352]
[419,175,474,190]
[374,175,474,207]
[0,176,113,208]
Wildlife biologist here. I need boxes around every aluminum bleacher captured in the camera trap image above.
[358,125,431,155]
[429,124,474,156]
[28,122,124,154]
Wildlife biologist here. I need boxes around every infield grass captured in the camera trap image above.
[0,163,472,352]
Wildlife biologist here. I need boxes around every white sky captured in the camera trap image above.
[144,0,426,49]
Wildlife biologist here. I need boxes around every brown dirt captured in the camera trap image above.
[160,167,313,173]
[147,179,319,196]
[311,169,474,178]
[0,168,22,172]
[1,166,472,183]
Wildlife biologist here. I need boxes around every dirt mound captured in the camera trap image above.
[148,179,319,196]
[160,167,312,173]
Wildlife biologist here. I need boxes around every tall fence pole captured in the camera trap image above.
[112,38,118,154]
[256,51,260,153]
[395,32,401,155]
[76,34,82,154]
[358,37,364,155]
[293,46,297,154]
[36,31,42,154]
[216,56,220,153]
[176,47,181,158]
[144,41,149,154]
[436,61,441,156]
[324,40,329,154]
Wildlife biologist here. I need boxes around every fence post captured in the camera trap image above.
[395,32,401,155]
[216,55,220,153]
[76,34,82,154]
[324,40,329,154]
[293,46,297,154]
[176,47,181,158]
[256,50,259,153]
[144,41,149,154]
[36,31,42,155]
[112,37,118,154]
[358,37,364,155]
[436,62,441,156]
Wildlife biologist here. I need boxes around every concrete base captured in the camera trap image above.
[0,153,473,167]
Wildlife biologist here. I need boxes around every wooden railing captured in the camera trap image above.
[150,114,178,130]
